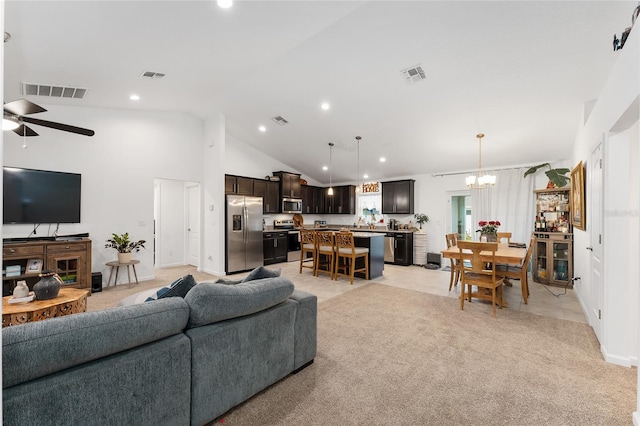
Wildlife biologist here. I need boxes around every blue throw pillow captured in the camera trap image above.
[145,274,197,302]
[240,266,281,283]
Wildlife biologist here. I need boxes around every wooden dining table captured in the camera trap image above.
[441,243,526,266]
[441,243,527,308]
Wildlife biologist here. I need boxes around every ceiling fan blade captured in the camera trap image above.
[4,99,47,116]
[22,116,95,137]
[12,124,39,137]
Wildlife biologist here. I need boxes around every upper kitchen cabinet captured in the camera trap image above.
[253,179,280,214]
[301,185,325,214]
[382,180,415,214]
[273,171,301,199]
[225,175,254,195]
[325,185,356,214]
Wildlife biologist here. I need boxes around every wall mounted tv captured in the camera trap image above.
[3,167,81,224]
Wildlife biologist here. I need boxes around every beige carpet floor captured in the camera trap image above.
[216,283,635,426]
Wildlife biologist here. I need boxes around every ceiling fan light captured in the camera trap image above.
[3,118,19,131]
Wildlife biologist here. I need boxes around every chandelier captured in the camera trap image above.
[466,133,496,188]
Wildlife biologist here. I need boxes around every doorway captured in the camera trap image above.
[449,191,472,240]
[154,179,201,269]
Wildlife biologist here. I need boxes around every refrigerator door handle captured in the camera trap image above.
[243,206,248,243]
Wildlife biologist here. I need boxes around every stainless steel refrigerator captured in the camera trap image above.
[226,195,264,274]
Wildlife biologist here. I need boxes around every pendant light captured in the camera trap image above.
[466,133,495,188]
[355,136,362,193]
[327,142,334,196]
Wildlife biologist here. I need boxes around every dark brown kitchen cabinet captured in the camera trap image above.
[225,175,253,195]
[263,231,287,265]
[325,185,355,214]
[382,180,415,214]
[301,185,325,214]
[273,171,301,199]
[253,179,280,214]
[393,232,413,266]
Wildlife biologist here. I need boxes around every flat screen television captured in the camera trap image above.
[3,167,81,224]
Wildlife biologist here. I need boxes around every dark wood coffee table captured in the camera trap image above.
[2,287,89,328]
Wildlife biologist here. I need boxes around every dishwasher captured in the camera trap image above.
[384,233,395,263]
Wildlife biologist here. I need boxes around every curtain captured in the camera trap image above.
[470,168,535,243]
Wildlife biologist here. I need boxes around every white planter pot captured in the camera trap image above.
[117,252,132,264]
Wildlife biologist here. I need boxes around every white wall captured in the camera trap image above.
[2,105,204,283]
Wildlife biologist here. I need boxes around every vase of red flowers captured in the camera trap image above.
[477,220,500,242]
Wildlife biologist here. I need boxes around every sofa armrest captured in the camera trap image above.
[289,290,318,370]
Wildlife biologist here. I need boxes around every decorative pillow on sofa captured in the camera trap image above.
[144,274,197,302]
[240,266,281,283]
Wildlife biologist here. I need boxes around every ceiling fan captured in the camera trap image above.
[3,99,95,137]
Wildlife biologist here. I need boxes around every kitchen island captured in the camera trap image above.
[351,232,385,279]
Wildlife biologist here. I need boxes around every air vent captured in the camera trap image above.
[271,116,289,126]
[140,71,166,79]
[401,65,426,84]
[21,82,87,99]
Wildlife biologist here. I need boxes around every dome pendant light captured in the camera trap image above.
[327,142,334,196]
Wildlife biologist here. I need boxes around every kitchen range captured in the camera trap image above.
[273,219,301,262]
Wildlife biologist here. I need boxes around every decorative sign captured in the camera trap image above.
[362,182,380,193]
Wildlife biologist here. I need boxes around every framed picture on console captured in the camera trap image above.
[27,258,43,274]
[570,161,585,231]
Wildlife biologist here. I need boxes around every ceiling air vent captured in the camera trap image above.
[401,65,426,84]
[21,82,88,99]
[271,116,289,126]
[140,71,166,79]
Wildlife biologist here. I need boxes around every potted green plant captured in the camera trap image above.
[523,163,570,188]
[414,213,430,230]
[105,232,146,263]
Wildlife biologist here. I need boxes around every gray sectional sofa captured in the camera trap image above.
[2,275,317,426]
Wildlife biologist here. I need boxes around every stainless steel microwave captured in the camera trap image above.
[282,198,302,214]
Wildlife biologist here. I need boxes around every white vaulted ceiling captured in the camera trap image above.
[3,1,636,184]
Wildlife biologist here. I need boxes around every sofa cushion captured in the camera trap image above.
[240,266,281,283]
[144,274,197,302]
[184,276,295,328]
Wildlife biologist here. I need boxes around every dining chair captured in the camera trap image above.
[445,233,461,291]
[457,241,505,317]
[496,236,535,304]
[314,231,336,279]
[299,229,317,275]
[334,231,369,284]
[497,232,512,244]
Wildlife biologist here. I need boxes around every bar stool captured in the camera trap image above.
[314,231,336,279]
[334,231,369,284]
[299,229,317,274]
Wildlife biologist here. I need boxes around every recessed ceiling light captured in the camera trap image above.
[322,166,328,171]
[217,0,233,9]
[321,102,330,111]
[129,94,140,101]
[379,157,386,163]
[258,125,266,132]
[363,174,369,179]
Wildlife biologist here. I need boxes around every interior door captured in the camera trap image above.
[187,184,200,267]
[589,141,604,341]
